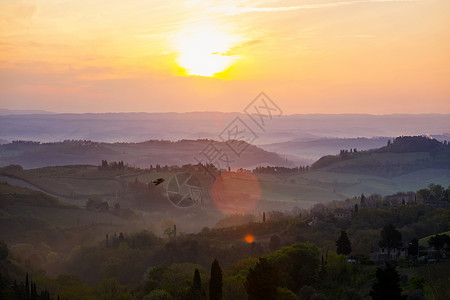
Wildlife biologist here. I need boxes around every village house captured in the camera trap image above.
[370,244,408,262]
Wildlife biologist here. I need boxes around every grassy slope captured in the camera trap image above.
[3,164,450,211]
[418,230,450,247]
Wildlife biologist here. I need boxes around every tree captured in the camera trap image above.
[209,259,222,300]
[377,224,402,259]
[25,273,29,299]
[269,234,281,251]
[370,262,402,300]
[144,289,173,300]
[416,188,430,202]
[0,240,8,261]
[408,239,419,258]
[336,231,352,255]
[354,203,358,213]
[428,234,450,253]
[164,227,176,239]
[266,243,320,292]
[360,194,366,207]
[245,257,279,300]
[187,268,202,300]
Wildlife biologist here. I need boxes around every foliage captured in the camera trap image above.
[143,289,173,300]
[269,234,281,251]
[245,257,279,300]
[336,231,352,255]
[209,259,222,300]
[408,239,419,257]
[145,263,206,299]
[275,287,298,300]
[266,243,320,292]
[0,240,8,260]
[409,276,425,291]
[377,224,402,257]
[186,268,203,300]
[370,262,402,300]
[428,233,450,252]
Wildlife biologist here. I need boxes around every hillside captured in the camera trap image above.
[261,136,390,164]
[0,139,292,169]
[311,136,450,176]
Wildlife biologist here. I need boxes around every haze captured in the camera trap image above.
[1,0,450,114]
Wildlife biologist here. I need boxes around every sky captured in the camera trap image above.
[0,0,449,114]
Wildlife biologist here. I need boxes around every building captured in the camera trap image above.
[371,244,408,262]
[333,208,352,219]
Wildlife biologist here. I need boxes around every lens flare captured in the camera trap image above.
[210,172,261,214]
[245,235,255,243]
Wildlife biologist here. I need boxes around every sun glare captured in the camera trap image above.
[174,26,240,77]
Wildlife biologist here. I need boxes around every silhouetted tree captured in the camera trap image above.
[428,234,450,253]
[336,231,352,255]
[319,255,326,280]
[269,234,281,251]
[187,268,202,300]
[30,280,37,300]
[245,257,278,300]
[0,240,8,260]
[378,224,402,259]
[209,259,222,300]
[354,203,358,213]
[408,239,419,258]
[360,194,366,207]
[370,262,402,300]
[25,273,29,299]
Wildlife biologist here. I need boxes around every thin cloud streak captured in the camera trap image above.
[208,0,418,15]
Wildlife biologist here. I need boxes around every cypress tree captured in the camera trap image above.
[25,272,30,299]
[187,268,202,300]
[336,231,352,255]
[209,259,223,300]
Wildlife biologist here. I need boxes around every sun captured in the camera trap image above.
[174,26,240,77]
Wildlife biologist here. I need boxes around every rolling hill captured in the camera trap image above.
[0,139,292,169]
[311,136,450,177]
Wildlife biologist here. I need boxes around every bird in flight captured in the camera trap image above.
[152,178,165,186]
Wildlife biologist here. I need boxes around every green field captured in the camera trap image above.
[2,164,450,211]
[419,231,450,247]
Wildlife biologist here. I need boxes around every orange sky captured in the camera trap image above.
[0,0,449,114]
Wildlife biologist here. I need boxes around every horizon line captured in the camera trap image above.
[1,109,449,117]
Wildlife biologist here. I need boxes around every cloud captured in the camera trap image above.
[223,39,262,56]
[208,0,418,15]
[336,34,376,38]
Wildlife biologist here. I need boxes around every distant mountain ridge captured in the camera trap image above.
[0,112,448,144]
[0,108,55,115]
